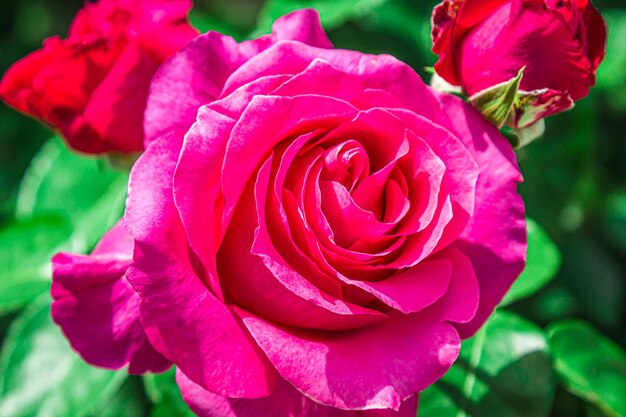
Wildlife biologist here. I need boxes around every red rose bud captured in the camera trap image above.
[431,0,607,128]
[0,0,198,154]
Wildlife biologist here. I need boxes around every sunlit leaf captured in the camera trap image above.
[0,215,81,313]
[88,377,149,417]
[16,136,128,249]
[420,311,554,417]
[548,321,626,417]
[0,296,126,417]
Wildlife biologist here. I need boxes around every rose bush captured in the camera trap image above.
[431,0,607,128]
[52,9,527,417]
[0,0,197,154]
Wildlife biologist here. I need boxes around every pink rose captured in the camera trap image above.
[0,0,197,154]
[431,0,607,127]
[52,9,527,416]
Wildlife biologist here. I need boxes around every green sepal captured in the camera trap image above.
[469,67,524,128]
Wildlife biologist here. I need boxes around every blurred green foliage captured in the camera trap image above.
[0,0,624,416]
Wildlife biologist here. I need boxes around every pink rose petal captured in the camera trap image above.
[177,370,418,417]
[51,222,170,374]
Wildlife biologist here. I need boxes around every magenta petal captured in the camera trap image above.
[221,94,357,225]
[434,93,526,338]
[144,9,333,146]
[270,59,363,104]
[426,247,480,324]
[126,132,277,397]
[218,157,387,332]
[177,370,418,417]
[171,74,297,264]
[143,32,246,145]
[223,42,440,119]
[51,222,170,374]
[388,108,478,243]
[242,313,460,410]
[262,9,333,50]
[336,258,453,314]
[172,105,237,284]
[320,181,395,247]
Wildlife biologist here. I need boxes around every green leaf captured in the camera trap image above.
[0,296,126,417]
[88,377,149,417]
[420,311,554,417]
[500,218,561,306]
[144,368,194,417]
[16,137,129,249]
[253,0,388,36]
[189,9,240,37]
[521,284,580,324]
[469,67,524,128]
[559,236,624,329]
[0,215,82,313]
[547,321,626,417]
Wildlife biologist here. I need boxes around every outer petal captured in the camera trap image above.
[241,8,333,53]
[271,9,332,48]
[144,9,331,145]
[51,222,170,374]
[222,41,440,120]
[171,105,237,291]
[423,247,480,324]
[431,0,510,86]
[581,2,607,75]
[177,370,418,417]
[242,312,460,411]
[133,0,199,62]
[434,93,526,338]
[125,132,278,397]
[143,32,247,144]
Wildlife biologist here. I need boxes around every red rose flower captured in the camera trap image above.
[0,0,198,154]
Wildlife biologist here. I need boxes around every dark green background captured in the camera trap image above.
[0,1,624,416]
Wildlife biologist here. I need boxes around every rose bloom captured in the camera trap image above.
[51,10,526,416]
[432,0,607,127]
[0,0,197,154]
